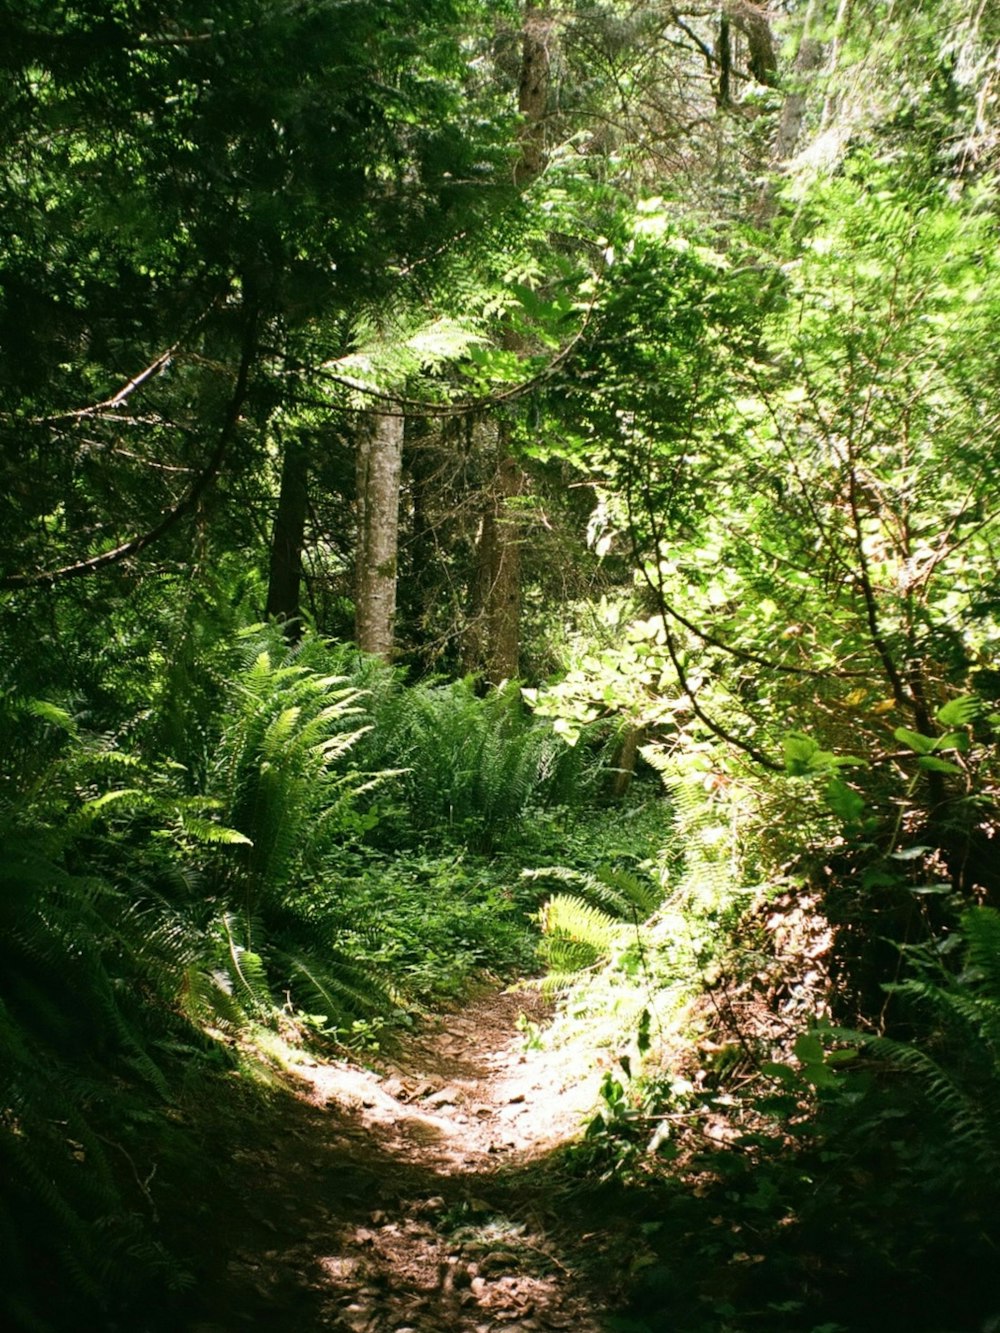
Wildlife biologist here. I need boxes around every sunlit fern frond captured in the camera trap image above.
[210,648,376,905]
[525,863,662,921]
[541,892,623,954]
[178,962,249,1032]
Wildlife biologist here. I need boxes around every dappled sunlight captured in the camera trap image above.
[293,988,606,1171]
[187,988,616,1332]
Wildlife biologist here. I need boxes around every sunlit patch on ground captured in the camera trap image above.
[199,986,613,1332]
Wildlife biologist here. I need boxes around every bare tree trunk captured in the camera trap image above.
[609,724,642,800]
[463,1,551,681]
[355,411,404,658]
[265,439,309,641]
[755,0,825,224]
[821,0,854,129]
[514,0,552,185]
[727,0,777,88]
[463,420,525,683]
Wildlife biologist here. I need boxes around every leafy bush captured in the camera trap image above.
[358,675,585,852]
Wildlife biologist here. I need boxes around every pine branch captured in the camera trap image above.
[1,303,259,590]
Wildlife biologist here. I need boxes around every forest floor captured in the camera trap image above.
[179,985,630,1333]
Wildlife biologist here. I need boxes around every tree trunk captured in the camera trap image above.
[355,411,404,659]
[609,724,642,800]
[265,439,310,641]
[727,0,777,89]
[820,0,855,129]
[462,1,551,681]
[717,13,732,107]
[463,420,525,683]
[514,0,551,185]
[755,0,825,224]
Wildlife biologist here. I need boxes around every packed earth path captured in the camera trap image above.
[186,986,626,1333]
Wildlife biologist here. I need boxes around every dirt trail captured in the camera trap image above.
[190,987,617,1333]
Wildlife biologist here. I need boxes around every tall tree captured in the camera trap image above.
[355,412,405,658]
[0,0,516,610]
[462,0,552,682]
[265,437,311,640]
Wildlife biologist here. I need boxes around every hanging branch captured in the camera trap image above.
[300,281,603,420]
[1,304,259,590]
[13,299,221,428]
[620,479,782,771]
[657,596,784,772]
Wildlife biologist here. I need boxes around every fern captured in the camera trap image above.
[365,676,563,851]
[0,691,227,1326]
[541,892,622,961]
[209,643,373,907]
[529,860,664,993]
[273,945,399,1026]
[526,863,662,920]
[838,908,1000,1175]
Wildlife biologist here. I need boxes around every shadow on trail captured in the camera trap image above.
[158,1071,618,1333]
[144,1052,995,1333]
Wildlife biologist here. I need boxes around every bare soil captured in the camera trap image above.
[180,986,620,1333]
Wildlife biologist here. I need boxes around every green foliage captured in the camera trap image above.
[529,857,666,999]
[3,4,1000,1330]
[359,675,579,853]
[322,850,538,1018]
[209,636,373,909]
[0,621,573,1325]
[846,907,1000,1168]
[0,698,202,1327]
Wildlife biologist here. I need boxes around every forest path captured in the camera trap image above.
[188,986,620,1333]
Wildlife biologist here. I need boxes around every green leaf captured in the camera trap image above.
[783,731,819,775]
[26,699,78,734]
[862,866,899,889]
[936,695,980,727]
[180,816,254,846]
[824,1048,858,1065]
[825,777,865,823]
[81,788,146,816]
[917,755,963,775]
[932,731,968,753]
[637,1007,651,1056]
[894,727,934,754]
[891,845,930,861]
[806,1065,840,1089]
[761,1061,799,1087]
[794,1032,825,1066]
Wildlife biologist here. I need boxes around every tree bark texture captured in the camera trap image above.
[265,439,310,640]
[755,0,825,224]
[463,420,525,683]
[726,1,777,88]
[355,411,404,659]
[462,1,551,680]
[514,0,552,186]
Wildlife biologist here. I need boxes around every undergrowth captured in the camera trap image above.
[0,616,638,1328]
[531,750,1000,1333]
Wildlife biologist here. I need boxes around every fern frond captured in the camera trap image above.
[526,863,662,921]
[176,815,253,846]
[274,947,399,1025]
[860,1032,997,1163]
[542,892,623,952]
[960,906,1000,998]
